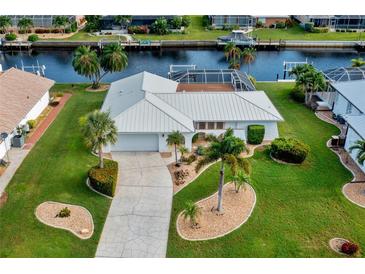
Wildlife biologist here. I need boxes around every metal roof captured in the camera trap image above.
[344,115,365,139]
[102,71,283,134]
[331,79,365,114]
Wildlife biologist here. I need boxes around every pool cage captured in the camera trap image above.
[168,65,256,91]
[8,15,76,28]
[323,67,365,82]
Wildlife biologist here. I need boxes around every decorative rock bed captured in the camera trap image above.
[342,183,365,208]
[35,201,94,239]
[329,238,359,256]
[177,182,256,241]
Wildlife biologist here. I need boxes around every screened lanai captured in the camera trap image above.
[8,15,76,28]
[323,67,365,82]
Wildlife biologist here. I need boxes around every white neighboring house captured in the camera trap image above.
[0,67,55,160]
[101,71,284,153]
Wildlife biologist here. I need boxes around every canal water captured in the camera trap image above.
[0,48,364,82]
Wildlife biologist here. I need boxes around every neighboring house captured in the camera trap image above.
[294,15,365,31]
[209,16,256,29]
[0,68,55,161]
[101,71,283,153]
[7,15,83,29]
[343,115,365,174]
[256,16,289,27]
[100,15,175,30]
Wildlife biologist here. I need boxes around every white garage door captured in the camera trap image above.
[112,134,159,152]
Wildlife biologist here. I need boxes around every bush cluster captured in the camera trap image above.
[5,33,17,41]
[341,242,359,255]
[55,207,71,218]
[27,34,39,42]
[310,27,329,33]
[27,120,37,129]
[196,145,206,156]
[270,137,310,164]
[290,86,305,103]
[18,29,32,34]
[247,125,265,145]
[128,25,148,34]
[88,160,118,197]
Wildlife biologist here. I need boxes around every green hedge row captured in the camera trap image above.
[88,159,118,197]
[270,137,310,164]
[247,125,265,144]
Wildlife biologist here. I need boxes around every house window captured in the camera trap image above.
[207,122,215,130]
[198,122,206,130]
[216,122,224,129]
[346,102,353,114]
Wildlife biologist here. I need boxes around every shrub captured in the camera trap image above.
[70,21,77,32]
[170,16,182,29]
[247,125,265,144]
[304,22,314,32]
[192,133,199,143]
[27,120,37,129]
[275,22,286,29]
[51,28,62,33]
[187,154,197,165]
[270,137,310,164]
[181,16,191,27]
[88,159,118,197]
[65,27,72,33]
[5,33,17,41]
[27,34,39,42]
[196,145,206,156]
[290,86,305,103]
[310,27,329,33]
[202,15,210,27]
[341,242,359,255]
[150,17,169,35]
[174,169,189,185]
[18,29,32,34]
[55,207,71,218]
[128,25,148,34]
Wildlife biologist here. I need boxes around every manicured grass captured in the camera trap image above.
[253,24,365,41]
[167,82,365,258]
[42,30,127,42]
[133,16,230,41]
[0,84,111,257]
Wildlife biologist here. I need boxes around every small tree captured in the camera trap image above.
[231,170,250,193]
[349,140,365,166]
[170,16,182,29]
[241,47,256,75]
[114,16,132,28]
[351,57,365,68]
[79,110,118,169]
[53,16,70,34]
[181,16,191,28]
[167,131,185,166]
[0,16,12,34]
[17,17,33,33]
[150,17,169,35]
[84,15,102,32]
[179,146,188,162]
[182,200,201,228]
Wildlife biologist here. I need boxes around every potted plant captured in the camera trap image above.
[12,126,25,148]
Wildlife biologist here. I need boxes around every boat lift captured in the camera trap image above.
[14,60,47,77]
[282,58,312,79]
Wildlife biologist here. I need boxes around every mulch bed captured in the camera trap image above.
[85,84,110,92]
[35,201,94,240]
[0,192,8,208]
[177,182,256,241]
[328,238,360,256]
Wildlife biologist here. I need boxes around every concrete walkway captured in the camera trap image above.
[96,152,173,258]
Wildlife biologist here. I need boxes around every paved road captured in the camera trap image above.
[96,152,173,258]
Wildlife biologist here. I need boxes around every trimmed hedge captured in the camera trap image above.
[270,137,310,164]
[5,33,17,41]
[88,159,118,197]
[28,34,39,42]
[247,125,265,144]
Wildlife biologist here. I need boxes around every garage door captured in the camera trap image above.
[111,134,159,152]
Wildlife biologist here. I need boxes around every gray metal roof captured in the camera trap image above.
[331,80,365,113]
[344,115,365,139]
[102,71,283,133]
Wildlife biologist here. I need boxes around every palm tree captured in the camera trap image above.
[224,42,236,60]
[0,16,12,34]
[182,200,201,228]
[17,18,33,32]
[231,170,250,193]
[72,46,101,89]
[289,63,313,79]
[100,43,128,76]
[167,131,185,166]
[79,110,118,169]
[241,47,256,74]
[53,16,70,34]
[349,140,365,166]
[195,128,250,213]
[224,42,242,69]
[114,16,132,28]
[179,146,188,162]
[351,57,365,68]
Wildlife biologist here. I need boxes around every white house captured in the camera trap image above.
[0,68,55,161]
[101,71,283,152]
[343,115,365,174]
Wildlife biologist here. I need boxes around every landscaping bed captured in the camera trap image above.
[177,183,256,241]
[35,201,94,240]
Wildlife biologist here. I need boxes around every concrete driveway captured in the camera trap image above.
[96,152,173,258]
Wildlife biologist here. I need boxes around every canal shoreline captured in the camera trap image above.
[1,39,365,51]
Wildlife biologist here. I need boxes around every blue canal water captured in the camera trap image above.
[0,48,364,82]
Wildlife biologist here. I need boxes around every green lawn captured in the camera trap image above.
[167,82,365,258]
[0,84,111,257]
[253,24,365,41]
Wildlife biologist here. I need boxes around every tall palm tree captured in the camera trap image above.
[53,16,70,33]
[79,110,118,169]
[167,131,185,166]
[224,42,236,60]
[231,170,250,193]
[17,17,33,32]
[100,43,128,76]
[296,69,326,105]
[241,47,256,74]
[195,128,250,213]
[0,16,12,34]
[114,15,132,28]
[72,46,101,89]
[182,200,201,228]
[349,140,365,166]
[224,42,242,69]
[351,57,365,68]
